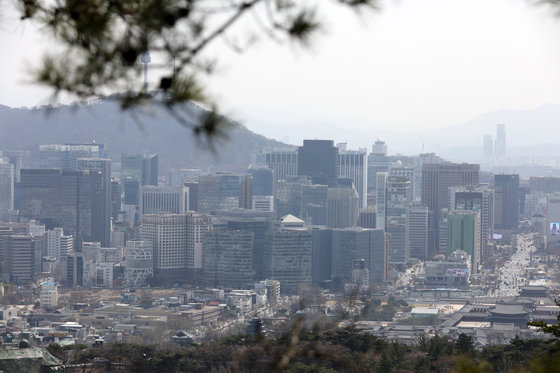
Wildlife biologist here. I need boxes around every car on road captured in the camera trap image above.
[94,357,109,366]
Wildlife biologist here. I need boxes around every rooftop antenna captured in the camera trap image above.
[140,51,151,89]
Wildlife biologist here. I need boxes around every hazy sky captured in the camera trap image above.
[2,0,560,144]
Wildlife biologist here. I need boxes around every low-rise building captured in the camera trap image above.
[39,282,58,309]
[178,304,225,327]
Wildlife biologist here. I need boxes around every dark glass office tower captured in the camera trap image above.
[61,170,105,248]
[248,167,274,196]
[214,209,274,281]
[263,228,312,295]
[331,227,386,283]
[203,229,254,289]
[142,154,159,186]
[301,184,328,226]
[19,169,104,248]
[197,172,251,213]
[494,174,519,230]
[121,153,158,205]
[111,178,122,219]
[20,169,63,228]
[78,158,112,246]
[298,140,339,187]
[311,227,332,285]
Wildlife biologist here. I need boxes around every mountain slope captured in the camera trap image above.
[0,100,285,172]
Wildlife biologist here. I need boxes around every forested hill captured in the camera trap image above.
[0,99,285,173]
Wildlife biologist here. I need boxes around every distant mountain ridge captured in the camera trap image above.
[419,103,560,147]
[1,101,558,170]
[252,103,560,161]
[0,99,285,173]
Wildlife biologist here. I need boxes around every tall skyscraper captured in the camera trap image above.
[408,204,428,260]
[331,227,386,283]
[261,147,298,183]
[111,178,122,219]
[421,163,480,257]
[301,184,328,226]
[19,169,61,228]
[214,209,274,280]
[123,178,140,206]
[494,174,519,230]
[19,169,105,247]
[248,166,274,196]
[1,150,30,183]
[203,230,254,289]
[274,179,304,218]
[375,172,388,230]
[338,146,368,209]
[62,169,105,247]
[184,182,199,212]
[197,172,251,213]
[121,153,159,205]
[494,124,506,159]
[327,187,359,228]
[367,139,389,194]
[415,153,445,203]
[389,162,415,202]
[0,160,14,217]
[298,140,339,187]
[451,185,494,250]
[141,213,188,283]
[370,139,387,163]
[185,211,213,270]
[385,176,410,264]
[142,153,159,186]
[66,251,83,287]
[311,226,333,284]
[263,228,312,294]
[77,158,112,246]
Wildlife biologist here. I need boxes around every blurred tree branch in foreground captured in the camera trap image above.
[16,0,560,137]
[17,0,379,136]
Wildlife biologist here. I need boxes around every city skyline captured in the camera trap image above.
[1,1,560,366]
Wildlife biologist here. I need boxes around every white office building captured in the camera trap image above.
[252,195,274,212]
[141,213,188,282]
[139,185,189,217]
[338,146,368,209]
[46,228,73,260]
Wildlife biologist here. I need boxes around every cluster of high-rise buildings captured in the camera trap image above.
[0,129,548,294]
[483,123,506,160]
